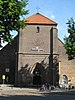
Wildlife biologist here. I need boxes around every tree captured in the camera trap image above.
[64,18,75,60]
[0,0,29,45]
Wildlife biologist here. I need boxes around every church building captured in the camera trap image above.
[0,13,75,87]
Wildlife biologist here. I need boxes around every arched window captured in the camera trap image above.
[36,27,40,33]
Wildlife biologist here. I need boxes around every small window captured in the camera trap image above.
[36,27,40,33]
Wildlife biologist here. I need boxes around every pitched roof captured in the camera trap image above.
[25,13,57,25]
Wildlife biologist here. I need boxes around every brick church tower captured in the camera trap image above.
[0,13,75,87]
[16,13,58,86]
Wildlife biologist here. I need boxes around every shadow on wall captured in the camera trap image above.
[18,62,48,87]
[19,64,33,87]
[53,56,59,86]
[18,56,59,87]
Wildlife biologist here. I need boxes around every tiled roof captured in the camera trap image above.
[25,13,57,25]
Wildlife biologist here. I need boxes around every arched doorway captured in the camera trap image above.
[33,63,42,85]
[33,75,41,85]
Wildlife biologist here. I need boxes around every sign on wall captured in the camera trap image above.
[5,68,10,72]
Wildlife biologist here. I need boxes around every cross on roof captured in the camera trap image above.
[36,7,40,13]
[31,46,43,52]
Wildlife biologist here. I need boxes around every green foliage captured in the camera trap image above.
[0,0,29,44]
[64,18,75,60]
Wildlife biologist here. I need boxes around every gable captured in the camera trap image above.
[25,13,57,25]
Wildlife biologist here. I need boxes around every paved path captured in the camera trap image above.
[0,87,41,96]
[0,85,75,100]
[0,90,75,100]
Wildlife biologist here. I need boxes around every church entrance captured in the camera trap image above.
[33,63,42,85]
[33,75,41,85]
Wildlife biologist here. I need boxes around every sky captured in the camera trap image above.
[1,0,75,48]
[25,0,75,42]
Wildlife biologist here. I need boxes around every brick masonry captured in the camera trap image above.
[0,14,75,86]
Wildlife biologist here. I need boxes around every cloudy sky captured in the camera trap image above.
[25,0,75,42]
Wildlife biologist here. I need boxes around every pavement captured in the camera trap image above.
[0,84,42,96]
[0,84,75,96]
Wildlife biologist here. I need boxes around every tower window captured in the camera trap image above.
[36,27,40,33]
